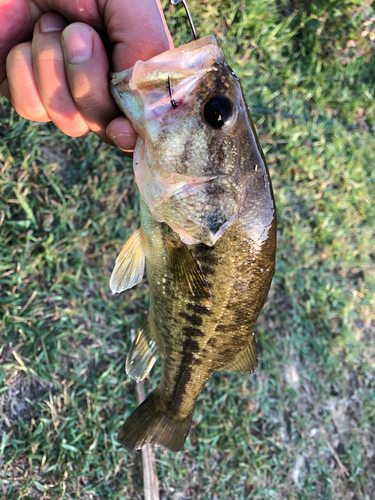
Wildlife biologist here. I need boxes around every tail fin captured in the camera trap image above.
[118,391,192,452]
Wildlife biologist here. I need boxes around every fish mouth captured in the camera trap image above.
[109,35,222,91]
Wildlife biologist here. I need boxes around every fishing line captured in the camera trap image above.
[250,107,375,135]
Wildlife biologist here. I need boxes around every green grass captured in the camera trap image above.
[1,0,375,498]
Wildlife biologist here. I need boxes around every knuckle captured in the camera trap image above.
[15,102,50,122]
[59,116,90,137]
[7,42,32,66]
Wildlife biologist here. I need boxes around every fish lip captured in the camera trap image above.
[109,35,222,86]
[110,68,132,86]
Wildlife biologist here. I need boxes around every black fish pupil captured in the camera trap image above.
[203,96,232,129]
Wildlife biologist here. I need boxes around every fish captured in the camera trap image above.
[109,35,277,452]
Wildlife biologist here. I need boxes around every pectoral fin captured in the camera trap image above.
[165,239,211,303]
[110,228,145,294]
[222,335,258,374]
[126,315,160,382]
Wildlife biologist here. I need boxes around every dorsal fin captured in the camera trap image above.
[126,315,159,382]
[165,239,211,303]
[109,228,145,294]
[221,334,258,374]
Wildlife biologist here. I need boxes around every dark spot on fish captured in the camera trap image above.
[167,365,193,413]
[208,136,226,164]
[194,246,218,266]
[205,182,225,197]
[206,211,227,235]
[180,138,194,174]
[186,303,212,316]
[207,337,216,347]
[182,326,205,338]
[205,135,237,176]
[200,265,215,276]
[194,358,203,366]
[192,246,218,282]
[215,324,233,333]
[167,337,200,412]
[154,129,168,156]
[221,348,235,359]
[231,332,247,344]
[179,312,203,327]
[182,338,200,353]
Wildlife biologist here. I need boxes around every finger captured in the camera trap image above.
[5,42,50,122]
[106,117,137,153]
[0,0,40,85]
[61,23,123,144]
[103,0,173,157]
[32,13,90,137]
[104,0,174,71]
[0,0,104,89]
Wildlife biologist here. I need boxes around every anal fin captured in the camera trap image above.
[110,228,145,294]
[222,334,258,374]
[165,239,211,303]
[126,315,159,382]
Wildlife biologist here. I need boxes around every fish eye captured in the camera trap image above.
[203,96,233,129]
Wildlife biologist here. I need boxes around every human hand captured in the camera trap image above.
[0,0,173,153]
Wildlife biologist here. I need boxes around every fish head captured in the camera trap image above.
[110,36,274,246]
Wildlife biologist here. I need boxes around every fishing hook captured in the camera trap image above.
[168,75,177,107]
[169,0,198,41]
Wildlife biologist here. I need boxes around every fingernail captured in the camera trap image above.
[40,14,67,33]
[62,25,93,64]
[109,133,137,151]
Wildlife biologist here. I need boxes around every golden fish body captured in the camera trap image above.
[109,36,276,451]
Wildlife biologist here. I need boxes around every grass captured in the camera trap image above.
[1,0,375,498]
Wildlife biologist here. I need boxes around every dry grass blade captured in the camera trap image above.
[313,409,351,478]
[325,439,350,478]
[135,380,160,500]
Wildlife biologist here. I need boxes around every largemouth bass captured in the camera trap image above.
[109,36,276,452]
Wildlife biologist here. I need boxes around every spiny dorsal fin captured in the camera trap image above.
[222,334,258,374]
[165,239,211,303]
[109,228,145,294]
[126,315,159,382]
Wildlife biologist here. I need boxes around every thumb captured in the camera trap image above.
[104,0,174,72]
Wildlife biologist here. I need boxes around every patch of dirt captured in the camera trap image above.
[0,372,51,432]
[39,144,72,175]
